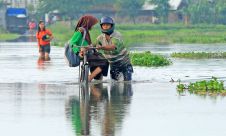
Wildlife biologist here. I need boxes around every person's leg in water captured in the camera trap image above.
[44,52,50,61]
[122,64,133,81]
[44,45,51,61]
[89,67,102,82]
[110,65,133,81]
[88,59,109,82]
[78,48,102,82]
[39,46,45,59]
[39,53,45,59]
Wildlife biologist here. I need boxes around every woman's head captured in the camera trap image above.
[75,15,98,44]
[38,20,45,31]
[75,15,98,31]
[100,16,115,35]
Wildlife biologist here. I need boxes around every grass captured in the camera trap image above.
[171,52,226,59]
[130,51,172,67]
[2,22,226,45]
[0,27,20,41]
[48,22,74,46]
[0,34,20,41]
[48,22,226,47]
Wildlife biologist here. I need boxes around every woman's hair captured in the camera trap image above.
[38,20,45,33]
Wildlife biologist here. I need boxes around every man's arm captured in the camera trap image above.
[97,44,116,51]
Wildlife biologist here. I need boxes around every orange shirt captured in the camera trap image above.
[36,29,52,46]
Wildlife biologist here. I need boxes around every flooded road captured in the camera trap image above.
[1,40,226,136]
[131,43,226,82]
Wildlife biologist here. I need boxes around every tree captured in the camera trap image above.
[187,0,215,24]
[216,0,226,24]
[36,0,118,20]
[0,0,4,8]
[115,0,145,24]
[148,0,170,23]
[37,0,97,20]
[27,4,35,14]
[176,0,192,25]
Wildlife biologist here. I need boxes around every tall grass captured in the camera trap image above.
[48,22,226,46]
[171,52,226,59]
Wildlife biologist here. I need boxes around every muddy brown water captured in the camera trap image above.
[1,39,226,136]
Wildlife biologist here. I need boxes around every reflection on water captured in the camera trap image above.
[66,82,133,136]
[27,36,36,42]
[37,57,52,70]
[37,58,45,70]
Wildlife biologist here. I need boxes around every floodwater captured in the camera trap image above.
[1,38,226,136]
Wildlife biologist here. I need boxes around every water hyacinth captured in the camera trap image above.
[177,77,226,96]
[130,51,171,67]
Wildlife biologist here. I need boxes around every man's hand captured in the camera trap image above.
[96,44,103,50]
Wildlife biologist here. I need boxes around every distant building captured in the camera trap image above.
[3,0,39,8]
[142,0,186,23]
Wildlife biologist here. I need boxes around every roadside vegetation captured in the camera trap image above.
[171,52,226,59]
[118,24,226,45]
[177,77,226,96]
[2,22,226,45]
[49,22,226,47]
[0,27,20,41]
[48,22,73,46]
[130,51,171,67]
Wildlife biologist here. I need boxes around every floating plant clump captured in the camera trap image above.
[130,51,172,67]
[177,77,226,96]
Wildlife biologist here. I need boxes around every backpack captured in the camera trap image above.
[64,27,86,67]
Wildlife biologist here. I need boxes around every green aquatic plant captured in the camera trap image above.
[171,52,226,59]
[177,77,226,96]
[130,51,172,67]
[177,82,186,94]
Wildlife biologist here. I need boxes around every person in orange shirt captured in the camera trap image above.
[36,20,53,60]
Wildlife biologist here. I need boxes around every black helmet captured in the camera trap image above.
[100,16,115,35]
